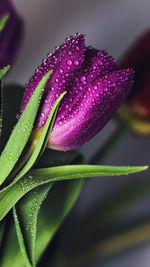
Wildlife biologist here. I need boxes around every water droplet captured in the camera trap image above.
[81,76,86,82]
[67,60,72,66]
[59,69,63,74]
[74,60,79,66]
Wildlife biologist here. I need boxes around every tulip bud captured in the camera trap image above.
[0,0,24,69]
[118,30,150,134]
[21,34,134,151]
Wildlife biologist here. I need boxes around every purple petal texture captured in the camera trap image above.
[0,0,24,69]
[21,34,134,151]
[49,68,134,150]
[21,34,85,117]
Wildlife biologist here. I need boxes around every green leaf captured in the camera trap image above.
[13,208,32,267]
[0,165,147,222]
[0,14,9,32]
[12,91,66,266]
[0,81,3,137]
[0,70,53,185]
[36,180,84,263]
[0,65,10,81]
[0,220,25,267]
[13,185,51,267]
[14,152,83,267]
[13,91,66,184]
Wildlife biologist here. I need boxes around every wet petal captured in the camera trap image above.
[57,48,116,119]
[21,33,86,124]
[48,68,134,151]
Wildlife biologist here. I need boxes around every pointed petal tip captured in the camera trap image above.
[75,32,86,40]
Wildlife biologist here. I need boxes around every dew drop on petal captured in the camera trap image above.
[59,69,63,74]
[81,76,86,82]
[74,60,79,66]
[67,60,72,66]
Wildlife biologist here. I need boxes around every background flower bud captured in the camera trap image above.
[21,34,134,151]
[0,0,24,69]
[118,30,150,134]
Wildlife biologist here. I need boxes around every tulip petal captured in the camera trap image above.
[119,30,150,125]
[48,68,134,151]
[80,47,116,82]
[21,33,86,127]
[0,0,24,69]
[119,31,150,100]
[57,48,117,119]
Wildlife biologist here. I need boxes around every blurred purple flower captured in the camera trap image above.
[0,0,24,69]
[21,34,134,151]
[118,30,150,134]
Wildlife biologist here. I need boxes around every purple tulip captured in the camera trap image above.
[118,30,150,134]
[21,34,134,151]
[0,0,24,69]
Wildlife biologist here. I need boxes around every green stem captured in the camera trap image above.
[89,122,129,164]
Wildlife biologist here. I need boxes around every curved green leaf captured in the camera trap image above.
[0,14,9,32]
[14,152,83,267]
[0,70,52,185]
[13,208,32,267]
[13,185,52,267]
[36,179,84,263]
[0,65,10,81]
[0,221,25,267]
[13,91,66,184]
[0,165,147,221]
[12,91,66,267]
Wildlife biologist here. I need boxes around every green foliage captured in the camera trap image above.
[0,58,148,267]
[14,152,84,267]
[0,66,10,80]
[0,14,9,32]
[13,91,66,183]
[0,164,147,222]
[0,70,52,185]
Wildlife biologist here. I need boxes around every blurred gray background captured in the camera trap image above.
[9,0,150,266]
